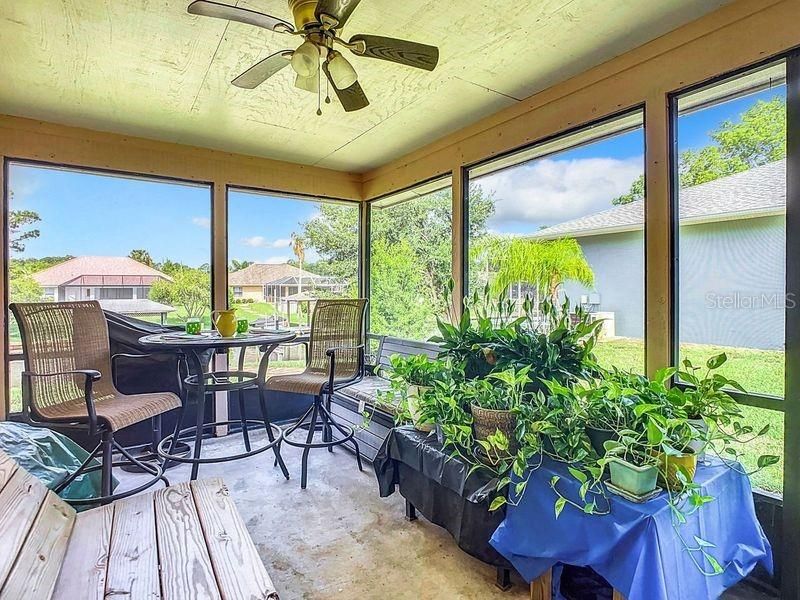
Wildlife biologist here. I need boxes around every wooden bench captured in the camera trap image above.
[331,336,441,461]
[0,449,279,600]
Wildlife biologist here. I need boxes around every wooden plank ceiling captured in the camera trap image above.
[0,0,731,173]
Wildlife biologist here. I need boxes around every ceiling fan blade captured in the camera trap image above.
[349,34,439,71]
[188,1,294,33]
[232,51,293,89]
[315,0,362,28]
[322,63,369,112]
[295,71,319,94]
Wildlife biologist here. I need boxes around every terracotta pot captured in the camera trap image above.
[656,449,698,489]
[407,384,434,432]
[471,404,518,453]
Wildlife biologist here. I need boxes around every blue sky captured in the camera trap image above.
[9,86,784,264]
[478,85,784,235]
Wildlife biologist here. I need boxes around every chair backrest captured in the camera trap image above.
[307,299,367,380]
[10,301,116,418]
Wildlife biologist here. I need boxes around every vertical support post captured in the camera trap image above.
[359,200,371,320]
[451,165,467,321]
[529,567,552,600]
[783,50,800,600]
[644,94,674,377]
[212,181,228,436]
[0,157,6,421]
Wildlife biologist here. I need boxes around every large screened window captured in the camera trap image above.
[5,162,212,414]
[227,188,360,372]
[467,111,645,373]
[368,177,453,341]
[673,61,787,493]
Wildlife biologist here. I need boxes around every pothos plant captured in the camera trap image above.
[671,353,780,475]
[593,362,780,576]
[431,283,604,390]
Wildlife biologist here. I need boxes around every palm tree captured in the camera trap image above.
[489,237,594,305]
[230,259,252,272]
[291,232,306,294]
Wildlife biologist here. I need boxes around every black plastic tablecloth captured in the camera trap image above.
[373,426,510,567]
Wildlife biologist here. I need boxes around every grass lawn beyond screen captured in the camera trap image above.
[595,338,784,494]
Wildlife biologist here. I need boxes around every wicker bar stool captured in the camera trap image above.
[10,301,181,505]
[266,298,367,489]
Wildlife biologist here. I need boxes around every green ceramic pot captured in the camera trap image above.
[608,457,659,496]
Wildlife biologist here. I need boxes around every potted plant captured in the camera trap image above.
[461,367,530,454]
[382,354,451,432]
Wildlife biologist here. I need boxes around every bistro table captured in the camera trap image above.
[140,329,296,480]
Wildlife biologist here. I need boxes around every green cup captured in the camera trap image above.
[236,318,249,334]
[185,318,202,335]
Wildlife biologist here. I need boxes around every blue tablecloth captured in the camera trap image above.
[490,457,772,600]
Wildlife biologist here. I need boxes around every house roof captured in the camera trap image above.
[228,263,337,287]
[98,299,175,315]
[33,256,172,287]
[533,160,785,240]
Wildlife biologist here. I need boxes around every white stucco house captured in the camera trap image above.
[33,256,175,320]
[534,160,785,350]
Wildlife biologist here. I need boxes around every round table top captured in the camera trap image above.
[138,329,297,350]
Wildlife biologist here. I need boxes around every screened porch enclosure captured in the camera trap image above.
[2,1,800,599]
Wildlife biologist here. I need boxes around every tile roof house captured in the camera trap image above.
[228,262,344,303]
[532,161,786,350]
[33,256,175,319]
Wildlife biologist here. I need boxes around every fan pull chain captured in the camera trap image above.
[317,68,322,116]
[325,77,331,104]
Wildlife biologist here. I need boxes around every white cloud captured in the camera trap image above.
[481,156,643,229]
[242,236,292,248]
[262,255,292,264]
[192,216,211,229]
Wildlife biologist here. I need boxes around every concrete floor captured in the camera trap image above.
[121,431,772,600]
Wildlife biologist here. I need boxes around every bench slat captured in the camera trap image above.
[0,469,49,586]
[1,490,75,600]
[53,503,114,600]
[191,478,279,600]
[107,492,160,599]
[0,451,19,493]
[155,482,221,600]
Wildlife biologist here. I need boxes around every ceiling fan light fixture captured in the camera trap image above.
[290,40,319,77]
[327,51,358,89]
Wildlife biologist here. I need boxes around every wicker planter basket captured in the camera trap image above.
[471,404,518,453]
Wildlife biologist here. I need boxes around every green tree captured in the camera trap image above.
[9,209,41,253]
[149,268,210,318]
[230,259,252,272]
[155,259,187,276]
[129,249,154,267]
[612,96,786,204]
[8,263,43,303]
[489,237,594,304]
[291,232,306,293]
[302,204,359,282]
[368,239,431,338]
[612,174,644,206]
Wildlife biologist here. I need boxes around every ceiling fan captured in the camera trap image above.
[187,0,440,114]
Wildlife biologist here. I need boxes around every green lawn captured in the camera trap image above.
[594,338,784,493]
